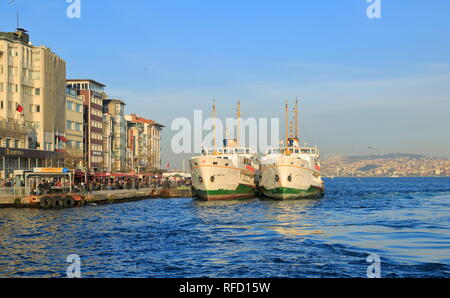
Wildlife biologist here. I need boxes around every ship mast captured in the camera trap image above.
[295,97,299,139]
[285,99,289,151]
[213,99,217,153]
[236,100,241,147]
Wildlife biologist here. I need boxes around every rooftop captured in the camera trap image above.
[104,99,126,105]
[0,28,30,44]
[127,114,164,128]
[66,79,106,88]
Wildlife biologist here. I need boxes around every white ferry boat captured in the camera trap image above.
[259,100,324,200]
[190,101,259,201]
[190,143,259,201]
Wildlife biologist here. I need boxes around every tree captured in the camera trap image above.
[64,148,84,170]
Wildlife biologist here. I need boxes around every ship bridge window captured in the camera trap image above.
[294,149,299,154]
[301,149,311,154]
[213,162,218,165]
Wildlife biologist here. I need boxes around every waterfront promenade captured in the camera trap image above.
[0,187,192,209]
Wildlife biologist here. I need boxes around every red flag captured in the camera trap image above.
[16,104,23,113]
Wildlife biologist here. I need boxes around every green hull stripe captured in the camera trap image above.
[194,183,256,197]
[261,186,322,196]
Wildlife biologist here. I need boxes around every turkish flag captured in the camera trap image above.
[16,104,23,113]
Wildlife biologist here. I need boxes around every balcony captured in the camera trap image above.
[0,119,30,138]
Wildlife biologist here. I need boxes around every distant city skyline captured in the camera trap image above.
[1,0,449,169]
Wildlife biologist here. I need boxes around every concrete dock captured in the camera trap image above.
[0,187,192,209]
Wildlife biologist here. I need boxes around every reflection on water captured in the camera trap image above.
[1,177,450,277]
[193,198,323,238]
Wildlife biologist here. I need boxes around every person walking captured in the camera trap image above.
[88,181,93,194]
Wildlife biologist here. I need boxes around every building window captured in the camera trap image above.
[30,104,40,113]
[23,85,33,96]
[67,101,73,110]
[35,88,40,96]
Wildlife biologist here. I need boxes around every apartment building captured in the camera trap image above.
[102,99,126,172]
[65,87,84,169]
[66,79,106,172]
[0,28,66,178]
[125,114,163,172]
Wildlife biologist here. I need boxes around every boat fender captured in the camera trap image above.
[52,196,65,209]
[63,196,76,208]
[40,196,53,209]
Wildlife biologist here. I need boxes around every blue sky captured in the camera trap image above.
[1,0,450,167]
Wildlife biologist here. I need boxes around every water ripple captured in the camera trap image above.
[1,177,450,277]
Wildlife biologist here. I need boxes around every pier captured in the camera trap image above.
[0,187,192,209]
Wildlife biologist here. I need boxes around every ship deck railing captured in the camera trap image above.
[201,147,257,156]
[266,146,319,156]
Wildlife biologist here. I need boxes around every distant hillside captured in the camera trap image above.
[357,164,380,171]
[346,153,427,162]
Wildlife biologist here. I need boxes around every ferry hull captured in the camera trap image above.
[260,185,323,200]
[259,156,324,200]
[190,156,257,201]
[193,184,256,201]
